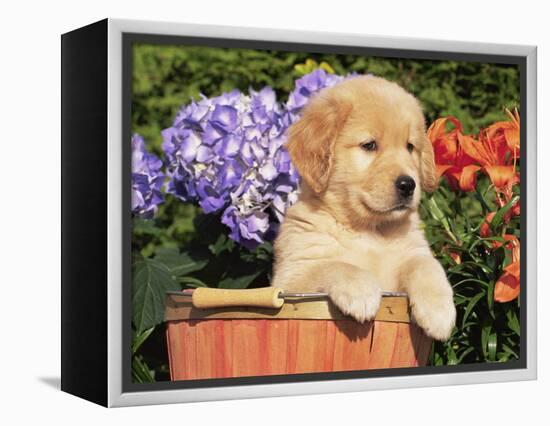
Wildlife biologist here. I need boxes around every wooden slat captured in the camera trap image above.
[294,321,327,373]
[165,323,177,380]
[165,295,410,323]
[167,320,199,380]
[231,320,265,377]
[165,310,432,380]
[323,320,337,371]
[286,320,299,373]
[219,320,233,377]
[195,320,212,378]
[389,322,418,368]
[367,321,399,369]
[411,325,433,366]
[194,319,234,378]
[265,320,288,375]
[332,320,374,371]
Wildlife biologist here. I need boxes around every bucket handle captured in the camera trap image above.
[167,287,407,309]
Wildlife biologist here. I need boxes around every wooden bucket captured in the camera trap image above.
[165,288,432,380]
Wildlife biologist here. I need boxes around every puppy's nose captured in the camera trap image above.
[395,175,416,198]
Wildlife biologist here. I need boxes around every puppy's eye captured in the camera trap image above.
[407,142,414,153]
[361,140,377,152]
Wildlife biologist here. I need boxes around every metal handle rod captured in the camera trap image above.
[166,289,408,298]
[282,291,408,298]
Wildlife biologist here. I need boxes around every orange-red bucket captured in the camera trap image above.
[165,289,432,380]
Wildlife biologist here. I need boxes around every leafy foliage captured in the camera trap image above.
[132,257,179,333]
[421,182,520,365]
[130,44,520,382]
[133,44,519,154]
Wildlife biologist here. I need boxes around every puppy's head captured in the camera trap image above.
[286,75,437,227]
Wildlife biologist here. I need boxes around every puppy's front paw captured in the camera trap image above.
[329,283,382,323]
[410,292,456,341]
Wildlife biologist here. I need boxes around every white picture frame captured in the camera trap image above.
[61,18,537,407]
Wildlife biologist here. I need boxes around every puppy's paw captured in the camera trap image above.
[410,292,456,341]
[329,283,382,323]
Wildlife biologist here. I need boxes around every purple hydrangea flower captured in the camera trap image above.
[162,69,349,249]
[285,69,345,119]
[131,134,165,218]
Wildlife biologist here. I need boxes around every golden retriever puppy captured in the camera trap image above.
[271,75,456,341]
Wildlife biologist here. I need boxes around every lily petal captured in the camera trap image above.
[459,164,481,192]
[436,164,453,179]
[484,165,516,188]
[458,133,491,166]
[427,117,449,141]
[494,261,520,303]
[504,128,520,156]
[429,117,462,165]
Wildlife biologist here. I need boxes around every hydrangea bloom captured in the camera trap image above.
[162,69,347,249]
[131,134,165,218]
[285,69,345,120]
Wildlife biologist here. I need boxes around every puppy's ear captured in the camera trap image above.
[286,93,352,193]
[420,134,438,192]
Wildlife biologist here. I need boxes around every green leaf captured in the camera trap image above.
[446,346,458,365]
[132,354,155,383]
[179,276,208,288]
[457,261,494,275]
[481,324,498,361]
[218,267,263,289]
[501,343,518,359]
[474,187,492,213]
[506,308,521,336]
[481,324,490,359]
[133,258,180,333]
[426,198,453,237]
[453,278,489,290]
[457,347,475,363]
[208,234,234,256]
[426,196,445,221]
[491,195,519,231]
[461,292,484,329]
[488,332,498,361]
[487,279,495,316]
[154,247,208,276]
[133,218,162,236]
[132,327,155,354]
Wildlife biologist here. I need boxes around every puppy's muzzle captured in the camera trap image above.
[395,175,416,199]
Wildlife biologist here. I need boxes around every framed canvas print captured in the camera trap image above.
[61,18,537,407]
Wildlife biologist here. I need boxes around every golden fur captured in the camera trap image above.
[271,75,456,341]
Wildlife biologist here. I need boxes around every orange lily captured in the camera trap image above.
[486,108,520,159]
[494,262,520,302]
[494,235,520,303]
[480,212,518,249]
[449,251,462,265]
[459,110,519,190]
[428,117,480,192]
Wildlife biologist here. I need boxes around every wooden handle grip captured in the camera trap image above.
[191,287,285,309]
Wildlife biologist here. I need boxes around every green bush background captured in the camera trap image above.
[133,43,519,153]
[131,42,520,382]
